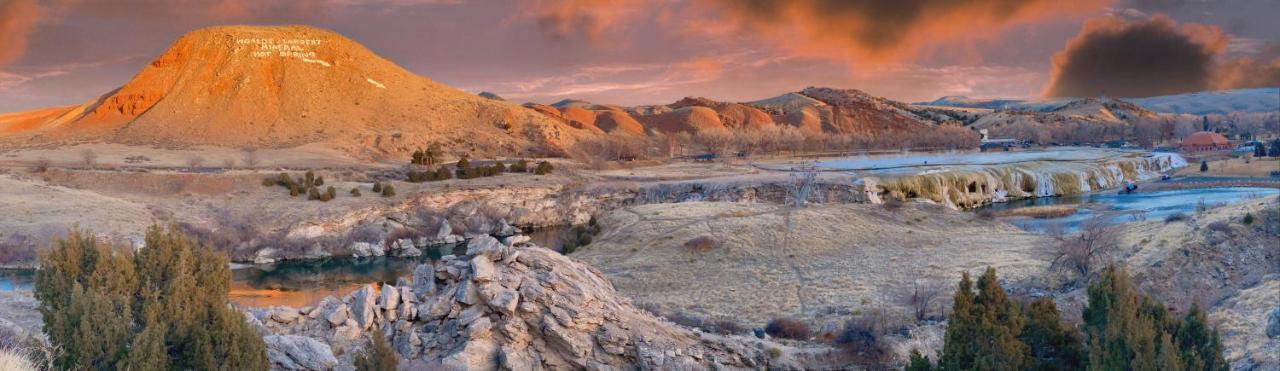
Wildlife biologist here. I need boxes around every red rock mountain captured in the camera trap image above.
[0,25,591,158]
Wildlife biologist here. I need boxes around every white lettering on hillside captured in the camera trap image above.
[236,38,326,61]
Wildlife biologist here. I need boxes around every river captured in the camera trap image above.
[0,227,572,308]
[978,186,1278,233]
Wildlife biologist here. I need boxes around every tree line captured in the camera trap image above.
[910,266,1226,371]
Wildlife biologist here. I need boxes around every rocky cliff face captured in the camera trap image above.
[246,237,822,370]
[256,176,869,263]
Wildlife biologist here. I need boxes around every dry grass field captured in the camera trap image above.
[573,201,1051,326]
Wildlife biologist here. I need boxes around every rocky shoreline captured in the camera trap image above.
[244,236,830,370]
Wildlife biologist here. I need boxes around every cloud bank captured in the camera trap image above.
[1045,15,1280,97]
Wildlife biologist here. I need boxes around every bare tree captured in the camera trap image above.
[779,127,806,155]
[901,278,947,322]
[787,163,821,208]
[241,148,260,169]
[694,128,735,157]
[80,149,98,169]
[1047,214,1121,279]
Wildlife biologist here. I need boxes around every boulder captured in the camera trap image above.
[254,248,280,265]
[484,286,519,315]
[501,235,531,246]
[394,328,422,359]
[466,236,505,259]
[325,304,349,326]
[471,256,497,282]
[394,238,415,251]
[399,286,417,320]
[493,219,519,237]
[412,264,437,299]
[270,306,300,324]
[500,346,536,371]
[334,325,361,340]
[437,219,453,238]
[264,335,339,370]
[351,285,377,330]
[349,242,381,258]
[396,245,423,257]
[381,283,401,313]
[441,338,498,370]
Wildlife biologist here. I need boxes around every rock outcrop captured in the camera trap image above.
[265,335,341,370]
[248,237,818,370]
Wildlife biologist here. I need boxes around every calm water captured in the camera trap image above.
[980,187,1279,233]
[0,269,33,291]
[1,227,573,308]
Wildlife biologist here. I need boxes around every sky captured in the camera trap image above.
[0,0,1277,112]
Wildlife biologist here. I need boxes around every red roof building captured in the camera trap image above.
[1180,131,1232,152]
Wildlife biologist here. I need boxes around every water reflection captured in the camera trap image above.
[3,228,577,308]
[227,244,466,307]
[0,269,33,291]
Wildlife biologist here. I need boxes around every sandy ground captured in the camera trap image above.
[0,171,155,251]
[572,201,1050,327]
[0,142,380,170]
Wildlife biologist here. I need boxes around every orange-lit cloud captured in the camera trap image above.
[1044,15,1277,97]
[1215,55,1280,90]
[0,0,40,66]
[524,0,1110,64]
[523,0,651,43]
[700,0,1110,64]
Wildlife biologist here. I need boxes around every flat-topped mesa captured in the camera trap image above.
[247,236,817,370]
[1,25,592,157]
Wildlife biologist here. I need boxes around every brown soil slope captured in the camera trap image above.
[669,97,775,131]
[0,25,590,157]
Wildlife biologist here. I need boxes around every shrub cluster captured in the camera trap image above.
[372,182,396,197]
[561,217,601,254]
[34,226,268,370]
[410,144,443,167]
[264,171,333,201]
[353,328,398,371]
[764,318,812,340]
[403,156,551,183]
[454,155,504,180]
[406,167,453,182]
[533,160,554,175]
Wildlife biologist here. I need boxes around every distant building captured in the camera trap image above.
[1180,131,1232,152]
[978,129,1024,151]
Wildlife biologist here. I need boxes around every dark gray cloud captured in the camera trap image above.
[1045,14,1279,97]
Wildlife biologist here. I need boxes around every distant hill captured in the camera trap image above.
[0,25,593,158]
[1128,88,1279,115]
[918,88,1279,115]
